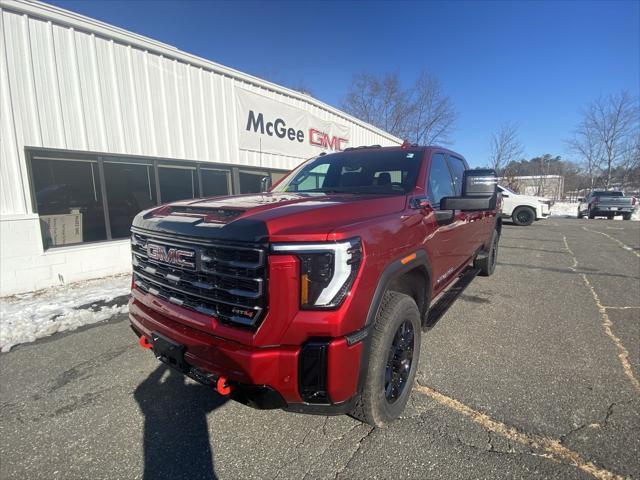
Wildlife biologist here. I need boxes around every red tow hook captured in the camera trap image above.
[216,376,233,395]
[139,335,153,350]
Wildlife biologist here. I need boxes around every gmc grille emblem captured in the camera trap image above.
[147,243,196,270]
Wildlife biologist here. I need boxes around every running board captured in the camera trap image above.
[423,267,480,330]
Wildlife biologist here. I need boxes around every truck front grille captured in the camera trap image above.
[131,230,267,328]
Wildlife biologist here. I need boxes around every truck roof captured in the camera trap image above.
[339,144,467,162]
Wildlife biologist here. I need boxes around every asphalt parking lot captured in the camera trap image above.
[0,218,638,480]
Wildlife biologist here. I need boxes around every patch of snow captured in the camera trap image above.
[550,202,579,218]
[550,202,640,221]
[0,275,131,353]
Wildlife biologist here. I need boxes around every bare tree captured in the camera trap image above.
[489,122,524,173]
[582,91,639,188]
[566,120,603,189]
[409,72,457,145]
[618,136,640,189]
[342,73,412,139]
[342,71,457,144]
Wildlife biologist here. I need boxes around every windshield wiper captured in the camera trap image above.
[295,187,401,195]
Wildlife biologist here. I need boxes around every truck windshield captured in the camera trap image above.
[272,149,423,195]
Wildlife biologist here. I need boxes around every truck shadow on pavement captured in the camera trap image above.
[134,364,226,480]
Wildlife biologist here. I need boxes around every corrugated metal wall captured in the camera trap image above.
[0,1,400,216]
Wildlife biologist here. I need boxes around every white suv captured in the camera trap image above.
[498,185,552,226]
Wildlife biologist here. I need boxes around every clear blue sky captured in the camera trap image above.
[50,0,639,167]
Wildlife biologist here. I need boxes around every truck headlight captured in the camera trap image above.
[272,238,362,309]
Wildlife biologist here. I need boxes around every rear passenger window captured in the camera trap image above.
[427,154,455,208]
[447,156,467,196]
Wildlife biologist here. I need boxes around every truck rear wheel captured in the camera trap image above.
[622,213,632,221]
[512,206,535,226]
[350,292,421,427]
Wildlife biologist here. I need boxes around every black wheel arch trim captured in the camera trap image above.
[364,249,433,328]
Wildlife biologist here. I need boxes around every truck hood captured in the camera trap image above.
[518,194,550,203]
[132,192,407,243]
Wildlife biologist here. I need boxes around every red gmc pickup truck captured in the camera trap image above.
[129,145,500,426]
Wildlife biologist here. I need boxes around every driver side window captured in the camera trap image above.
[427,153,455,208]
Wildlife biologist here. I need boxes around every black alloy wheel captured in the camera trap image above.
[516,209,532,224]
[384,320,415,403]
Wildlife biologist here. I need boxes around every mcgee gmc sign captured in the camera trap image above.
[245,110,348,152]
[236,88,351,158]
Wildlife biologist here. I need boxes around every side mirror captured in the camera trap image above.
[462,169,498,196]
[440,169,497,211]
[260,176,272,192]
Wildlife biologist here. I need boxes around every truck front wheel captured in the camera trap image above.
[351,292,421,427]
[512,206,535,226]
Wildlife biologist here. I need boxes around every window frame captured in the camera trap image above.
[25,147,288,250]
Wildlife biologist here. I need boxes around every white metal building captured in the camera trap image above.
[0,0,401,296]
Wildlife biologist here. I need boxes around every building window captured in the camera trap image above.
[104,162,156,239]
[201,168,230,197]
[28,149,288,249]
[239,170,268,194]
[159,166,197,202]
[32,158,107,247]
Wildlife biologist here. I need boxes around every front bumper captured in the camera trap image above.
[129,293,363,413]
[540,202,552,217]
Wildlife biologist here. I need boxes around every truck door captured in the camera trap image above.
[421,153,470,292]
[446,155,487,257]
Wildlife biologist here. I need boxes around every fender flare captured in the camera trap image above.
[364,249,432,328]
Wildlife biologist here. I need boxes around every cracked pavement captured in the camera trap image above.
[0,218,638,479]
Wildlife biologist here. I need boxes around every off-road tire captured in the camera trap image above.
[577,208,583,219]
[475,229,499,277]
[588,208,596,219]
[350,292,421,428]
[622,213,632,221]
[512,206,535,226]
